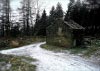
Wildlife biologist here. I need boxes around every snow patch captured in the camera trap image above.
[0,42,100,71]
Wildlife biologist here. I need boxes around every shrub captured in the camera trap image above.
[0,40,9,48]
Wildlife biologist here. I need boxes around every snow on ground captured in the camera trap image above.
[0,42,100,71]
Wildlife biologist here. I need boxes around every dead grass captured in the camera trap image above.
[0,36,45,50]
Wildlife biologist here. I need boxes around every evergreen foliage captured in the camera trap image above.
[33,10,47,36]
[33,13,41,36]
[64,0,100,36]
[48,6,56,26]
[0,0,100,37]
[33,3,63,36]
[55,2,63,18]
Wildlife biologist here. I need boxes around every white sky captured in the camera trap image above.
[11,0,21,11]
[11,0,70,15]
[38,0,70,14]
[10,0,70,22]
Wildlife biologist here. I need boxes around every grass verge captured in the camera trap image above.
[41,44,87,54]
[41,44,67,52]
[0,54,36,71]
[41,43,100,58]
[84,46,100,57]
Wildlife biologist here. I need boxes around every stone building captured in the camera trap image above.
[46,18,85,47]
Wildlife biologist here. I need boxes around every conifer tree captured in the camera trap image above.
[33,10,47,36]
[33,12,41,36]
[38,10,47,36]
[55,3,63,18]
[48,6,56,26]
[50,6,55,18]
[65,0,100,36]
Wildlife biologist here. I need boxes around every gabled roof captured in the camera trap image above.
[64,20,85,29]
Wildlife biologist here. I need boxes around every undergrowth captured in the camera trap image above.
[0,36,45,50]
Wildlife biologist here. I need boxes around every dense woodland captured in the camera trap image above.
[65,0,100,37]
[0,0,100,37]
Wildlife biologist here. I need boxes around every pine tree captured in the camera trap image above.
[50,6,55,17]
[38,10,47,36]
[33,12,40,36]
[33,10,47,36]
[65,0,100,36]
[55,3,63,18]
[65,0,82,22]
[64,0,75,21]
[48,6,56,25]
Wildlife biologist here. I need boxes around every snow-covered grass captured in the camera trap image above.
[0,42,100,71]
[81,39,100,59]
[42,40,100,65]
[42,39,100,56]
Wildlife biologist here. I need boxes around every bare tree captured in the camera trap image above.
[19,0,34,36]
[0,0,3,36]
[0,0,11,37]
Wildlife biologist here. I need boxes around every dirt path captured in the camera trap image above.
[0,42,100,71]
